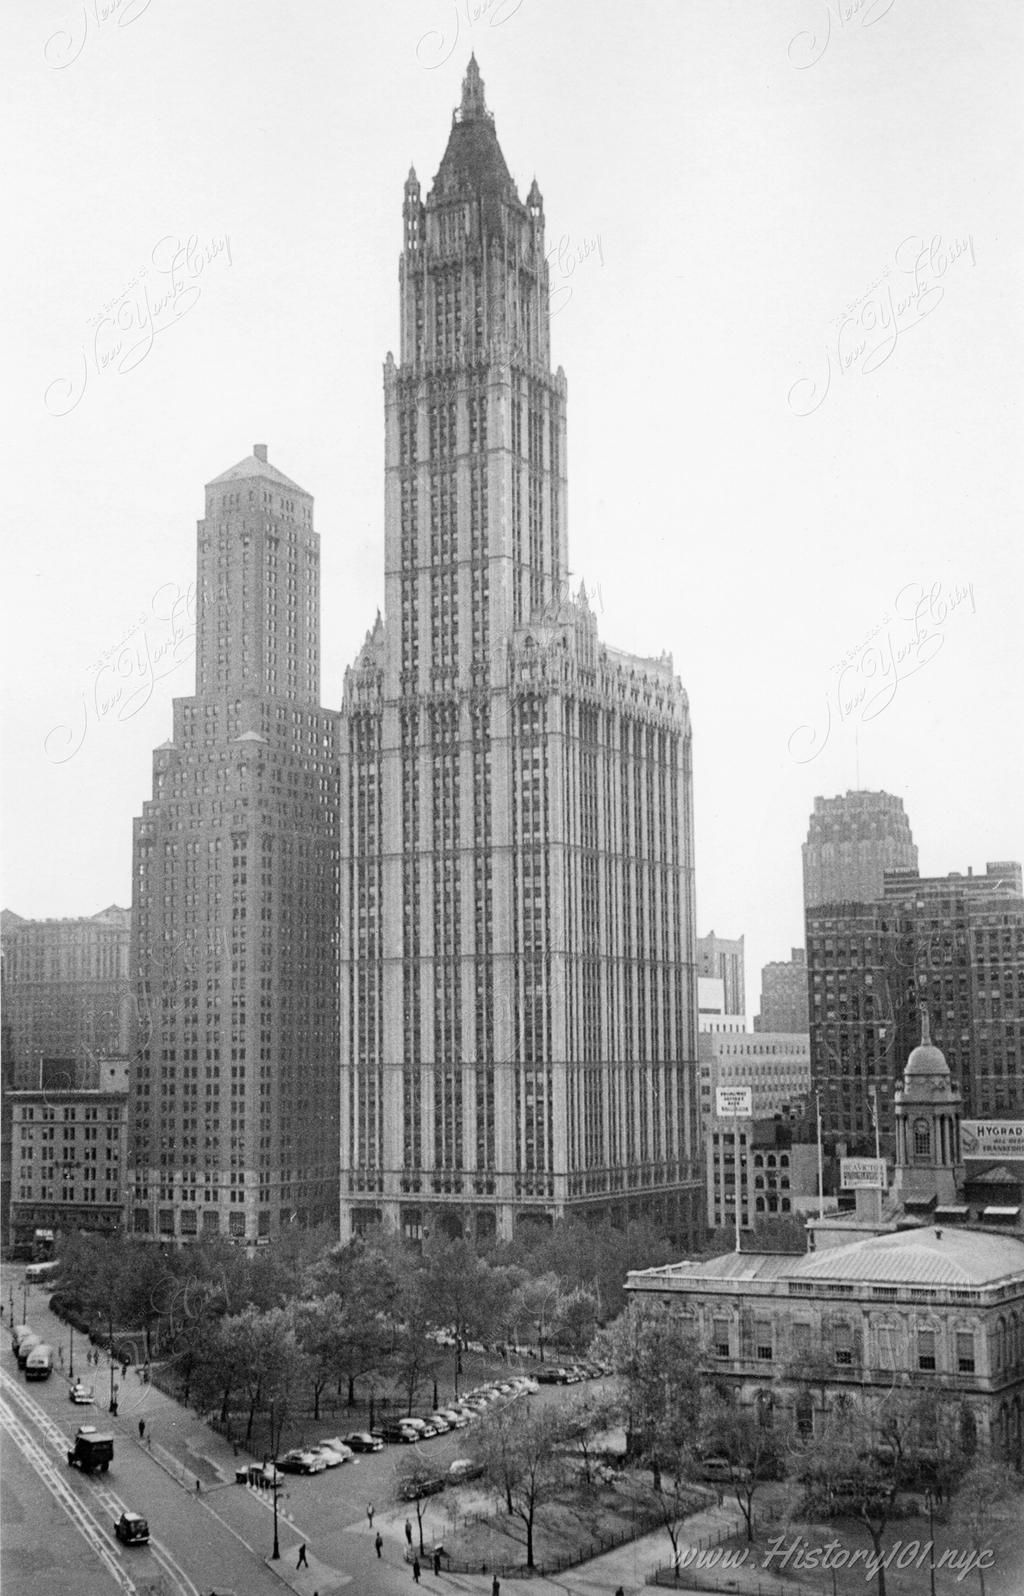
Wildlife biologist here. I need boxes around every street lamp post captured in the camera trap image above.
[108,1353,118,1414]
[925,1488,937,1596]
[68,1321,75,1380]
[21,1280,29,1321]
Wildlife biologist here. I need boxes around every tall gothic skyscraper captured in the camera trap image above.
[129,446,340,1243]
[339,60,701,1246]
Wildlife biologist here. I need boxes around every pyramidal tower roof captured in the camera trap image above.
[206,443,308,496]
[433,55,515,200]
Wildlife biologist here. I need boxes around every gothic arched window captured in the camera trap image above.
[914,1118,931,1157]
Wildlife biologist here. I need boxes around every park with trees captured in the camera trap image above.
[45,1223,1024,1586]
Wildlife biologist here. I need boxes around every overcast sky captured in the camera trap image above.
[3,0,1021,1020]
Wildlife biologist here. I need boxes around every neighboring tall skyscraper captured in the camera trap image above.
[130,446,340,1243]
[754,947,809,1033]
[807,861,1024,1147]
[697,932,745,1019]
[804,791,919,1149]
[0,906,131,1088]
[803,791,917,908]
[339,60,701,1246]
[883,863,1023,1120]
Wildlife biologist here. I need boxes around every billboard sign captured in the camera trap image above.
[961,1121,1024,1160]
[840,1157,888,1190]
[716,1086,753,1117]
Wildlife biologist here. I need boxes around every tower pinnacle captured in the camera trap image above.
[460,54,487,120]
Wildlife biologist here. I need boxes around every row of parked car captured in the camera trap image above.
[252,1375,544,1480]
[535,1359,612,1383]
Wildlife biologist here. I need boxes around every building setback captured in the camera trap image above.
[0,906,131,1088]
[803,791,917,909]
[129,447,340,1243]
[339,60,701,1246]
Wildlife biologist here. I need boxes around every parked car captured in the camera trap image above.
[67,1427,113,1473]
[279,1449,327,1475]
[342,1431,383,1453]
[379,1420,421,1444]
[114,1512,150,1546]
[698,1456,751,1484]
[69,1381,95,1404]
[440,1408,468,1428]
[399,1474,445,1501]
[536,1366,568,1383]
[401,1418,437,1439]
[426,1413,451,1433]
[448,1457,485,1483]
[243,1461,283,1487]
[316,1438,354,1465]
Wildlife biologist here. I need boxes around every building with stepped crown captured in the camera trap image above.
[339,59,701,1246]
[129,446,340,1243]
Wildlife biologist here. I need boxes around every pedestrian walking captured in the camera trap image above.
[615,1587,625,1596]
[138,1419,145,1441]
[366,1503,375,1528]
[433,1549,441,1576]
[58,1345,64,1368]
[195,1477,201,1494]
[412,1557,421,1584]
[374,1532,383,1558]
[491,1577,500,1596]
[404,1519,413,1546]
[296,1543,309,1570]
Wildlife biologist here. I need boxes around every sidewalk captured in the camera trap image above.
[364,1487,775,1596]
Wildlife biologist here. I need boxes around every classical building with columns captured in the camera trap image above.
[627,1017,1024,1462]
[338,60,701,1246]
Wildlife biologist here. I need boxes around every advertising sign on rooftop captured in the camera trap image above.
[961,1122,1024,1160]
[840,1157,888,1190]
[716,1086,752,1117]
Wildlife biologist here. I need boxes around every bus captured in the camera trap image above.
[24,1260,61,1285]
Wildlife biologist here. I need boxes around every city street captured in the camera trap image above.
[2,1263,668,1596]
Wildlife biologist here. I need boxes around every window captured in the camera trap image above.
[914,1118,931,1157]
[918,1330,936,1372]
[755,1320,773,1361]
[834,1322,854,1366]
[956,1331,975,1373]
[712,1317,730,1357]
[795,1392,814,1437]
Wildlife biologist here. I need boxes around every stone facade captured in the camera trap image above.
[339,60,701,1247]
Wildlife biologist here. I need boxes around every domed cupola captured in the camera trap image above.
[894,1008,964,1204]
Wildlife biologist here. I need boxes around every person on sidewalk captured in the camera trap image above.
[412,1557,421,1584]
[374,1533,383,1558]
[138,1419,145,1442]
[296,1543,309,1569]
[615,1587,625,1596]
[366,1502,375,1529]
[404,1519,413,1546]
[491,1577,500,1596]
[432,1550,441,1576]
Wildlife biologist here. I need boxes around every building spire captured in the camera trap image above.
[460,53,487,120]
[920,1005,931,1046]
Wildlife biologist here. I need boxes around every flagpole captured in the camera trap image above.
[816,1089,824,1220]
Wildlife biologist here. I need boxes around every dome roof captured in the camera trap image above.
[904,1009,949,1079]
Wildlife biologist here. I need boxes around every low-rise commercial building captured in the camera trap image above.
[6,1060,129,1249]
